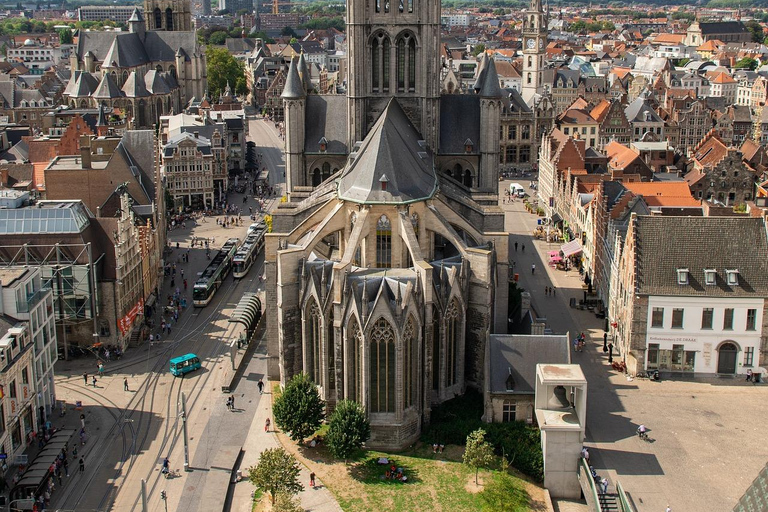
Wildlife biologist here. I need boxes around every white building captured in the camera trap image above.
[441,13,472,27]
[78,5,143,22]
[610,215,768,377]
[0,267,58,459]
[161,131,222,211]
[708,71,738,105]
[6,39,69,73]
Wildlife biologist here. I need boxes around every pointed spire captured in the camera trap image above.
[479,58,504,98]
[281,57,306,100]
[96,104,106,126]
[298,51,313,93]
[474,53,489,93]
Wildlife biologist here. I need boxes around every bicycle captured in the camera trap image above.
[162,468,180,479]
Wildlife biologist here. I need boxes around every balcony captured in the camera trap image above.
[17,286,51,314]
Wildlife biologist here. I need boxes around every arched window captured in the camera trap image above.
[376,215,391,268]
[370,318,395,413]
[327,309,336,391]
[305,299,321,383]
[165,8,174,31]
[322,162,331,181]
[528,56,532,67]
[110,70,117,83]
[527,73,532,84]
[154,8,162,29]
[396,33,416,92]
[371,33,390,93]
[445,300,460,386]
[403,316,417,409]
[312,168,321,187]
[347,317,363,403]
[463,169,472,188]
[169,65,177,81]
[452,163,462,182]
[122,70,128,84]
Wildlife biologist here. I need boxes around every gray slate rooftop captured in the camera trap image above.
[489,335,570,394]
[634,216,768,297]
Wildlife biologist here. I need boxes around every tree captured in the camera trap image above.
[272,372,324,443]
[745,20,764,43]
[281,25,298,38]
[206,46,248,98]
[463,428,495,485]
[273,492,303,512]
[326,400,370,463]
[735,57,759,70]
[471,43,485,57]
[249,30,275,43]
[208,30,228,45]
[58,28,72,44]
[247,447,303,505]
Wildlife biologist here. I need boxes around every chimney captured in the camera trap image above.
[80,145,91,168]
[194,131,199,138]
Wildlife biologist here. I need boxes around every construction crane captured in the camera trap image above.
[273,0,297,14]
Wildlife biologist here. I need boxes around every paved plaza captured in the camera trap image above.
[503,178,767,512]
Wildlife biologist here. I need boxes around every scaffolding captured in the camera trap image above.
[0,243,100,355]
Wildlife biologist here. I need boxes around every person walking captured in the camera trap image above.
[257,379,264,395]
[265,418,271,432]
[531,264,536,275]
[521,244,525,252]
[230,395,235,410]
[83,372,88,385]
[746,368,753,382]
[124,378,129,392]
[79,458,84,472]
[601,477,609,494]
[92,376,97,388]
[63,458,69,477]
[309,472,316,488]
[514,241,518,252]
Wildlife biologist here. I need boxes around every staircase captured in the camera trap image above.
[599,493,620,512]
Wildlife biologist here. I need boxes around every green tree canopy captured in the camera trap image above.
[300,16,344,31]
[326,400,370,463]
[471,43,485,57]
[208,30,228,45]
[735,57,759,70]
[247,448,303,504]
[58,28,73,44]
[206,46,248,97]
[272,372,325,443]
[463,428,495,485]
[249,30,275,43]
[281,25,298,37]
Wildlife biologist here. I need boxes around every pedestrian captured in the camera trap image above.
[149,333,154,344]
[79,429,86,446]
[98,363,104,376]
[746,368,753,381]
[183,279,187,290]
[80,413,85,429]
[531,264,536,275]
[79,458,84,472]
[63,458,69,476]
[230,395,235,410]
[92,376,97,387]
[601,477,609,494]
[257,379,264,395]
[522,244,525,252]
[310,472,316,488]
[226,397,231,411]
[124,378,129,392]
[83,372,88,385]
[265,418,271,432]
[514,241,518,252]
[666,507,671,512]
[582,447,590,463]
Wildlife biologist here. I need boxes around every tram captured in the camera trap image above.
[192,238,239,307]
[232,225,266,279]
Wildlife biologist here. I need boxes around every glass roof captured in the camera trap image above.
[0,202,91,235]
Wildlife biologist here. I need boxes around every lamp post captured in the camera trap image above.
[181,392,190,471]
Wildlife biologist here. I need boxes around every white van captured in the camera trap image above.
[509,183,525,197]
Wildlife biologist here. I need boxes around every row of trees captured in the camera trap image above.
[566,20,616,33]
[247,373,371,505]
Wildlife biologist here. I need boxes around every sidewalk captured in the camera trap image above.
[230,381,342,512]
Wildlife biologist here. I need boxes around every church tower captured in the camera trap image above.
[521,0,548,105]
[144,0,192,32]
[346,0,442,151]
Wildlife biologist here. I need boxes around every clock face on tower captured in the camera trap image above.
[527,38,536,49]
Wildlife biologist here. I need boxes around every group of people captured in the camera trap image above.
[582,447,610,494]
[573,332,587,352]
[225,395,237,411]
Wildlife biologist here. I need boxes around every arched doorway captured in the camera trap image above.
[717,342,738,374]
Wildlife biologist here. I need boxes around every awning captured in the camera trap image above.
[228,293,263,332]
[561,239,583,258]
[551,213,563,224]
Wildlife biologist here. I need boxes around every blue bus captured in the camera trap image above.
[170,354,201,376]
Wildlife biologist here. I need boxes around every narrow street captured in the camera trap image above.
[501,179,768,512]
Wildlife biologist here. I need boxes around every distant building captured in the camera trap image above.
[221,0,252,14]
[685,20,750,46]
[257,12,306,31]
[78,5,144,23]
[441,13,472,27]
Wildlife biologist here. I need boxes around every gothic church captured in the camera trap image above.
[266,0,511,449]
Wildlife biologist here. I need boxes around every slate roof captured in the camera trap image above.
[144,70,172,95]
[281,58,305,99]
[92,72,123,100]
[439,94,480,154]
[633,216,768,297]
[122,71,151,98]
[625,97,663,123]
[337,99,437,205]
[76,30,197,66]
[489,335,570,394]
[478,58,503,98]
[118,130,156,203]
[304,95,347,154]
[504,88,531,113]
[63,71,99,98]
[699,21,748,35]
[103,34,149,68]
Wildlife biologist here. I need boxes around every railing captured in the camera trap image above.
[616,481,635,512]
[16,287,51,313]
[578,458,602,512]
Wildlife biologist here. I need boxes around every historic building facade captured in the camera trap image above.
[269,0,510,449]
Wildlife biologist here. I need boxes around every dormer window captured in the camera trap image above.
[726,269,739,286]
[464,138,474,153]
[318,137,327,152]
[379,174,389,191]
[505,370,515,391]
[704,269,717,286]
[676,268,689,285]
